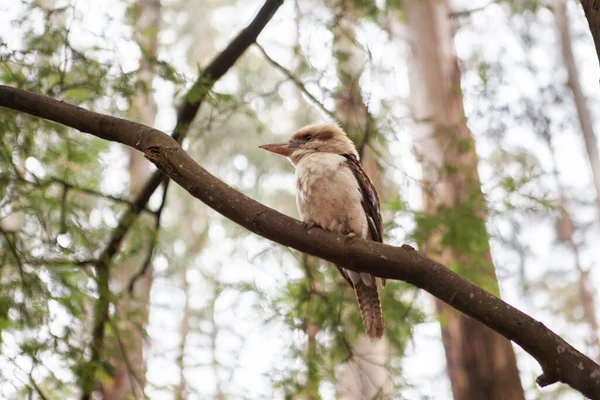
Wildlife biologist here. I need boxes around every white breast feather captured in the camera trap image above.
[295,153,367,238]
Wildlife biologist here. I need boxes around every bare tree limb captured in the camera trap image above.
[255,43,336,120]
[24,258,96,267]
[127,179,170,293]
[256,42,376,159]
[29,375,49,400]
[4,173,146,210]
[3,85,600,398]
[449,0,496,18]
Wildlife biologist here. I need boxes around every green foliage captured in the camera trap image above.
[386,0,403,11]
[269,254,421,396]
[337,0,381,21]
[413,200,500,292]
[505,0,541,14]
[414,202,489,253]
[0,3,151,396]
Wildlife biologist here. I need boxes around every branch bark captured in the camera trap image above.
[3,85,600,399]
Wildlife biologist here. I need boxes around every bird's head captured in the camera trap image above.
[259,123,358,165]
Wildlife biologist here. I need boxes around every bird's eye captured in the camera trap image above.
[304,135,313,141]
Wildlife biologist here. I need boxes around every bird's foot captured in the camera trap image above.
[343,230,358,244]
[304,220,318,232]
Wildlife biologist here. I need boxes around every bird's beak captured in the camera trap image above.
[259,141,301,157]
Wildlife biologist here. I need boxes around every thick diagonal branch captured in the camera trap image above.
[2,85,600,399]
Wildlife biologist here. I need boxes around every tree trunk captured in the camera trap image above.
[102,0,160,398]
[554,0,600,209]
[553,0,600,361]
[400,1,525,398]
[556,196,600,359]
[333,7,391,399]
[175,258,191,400]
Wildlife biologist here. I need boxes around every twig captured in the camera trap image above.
[25,258,96,267]
[357,104,373,160]
[29,375,49,400]
[5,173,145,210]
[108,319,147,397]
[127,178,170,293]
[0,226,31,322]
[449,0,496,18]
[255,43,336,121]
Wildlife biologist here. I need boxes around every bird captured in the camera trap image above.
[259,123,385,339]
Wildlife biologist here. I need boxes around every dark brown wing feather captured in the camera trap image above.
[342,154,383,243]
[343,153,385,287]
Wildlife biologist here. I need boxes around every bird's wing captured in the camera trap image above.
[343,154,383,243]
[343,153,386,287]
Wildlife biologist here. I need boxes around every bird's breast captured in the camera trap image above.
[295,153,368,237]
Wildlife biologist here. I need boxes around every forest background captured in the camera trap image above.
[2,0,600,399]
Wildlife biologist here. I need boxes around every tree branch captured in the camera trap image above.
[255,43,336,121]
[127,179,170,293]
[449,0,496,18]
[2,85,600,398]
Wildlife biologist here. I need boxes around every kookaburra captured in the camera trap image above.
[260,123,385,339]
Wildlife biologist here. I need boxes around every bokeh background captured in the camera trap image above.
[1,0,599,398]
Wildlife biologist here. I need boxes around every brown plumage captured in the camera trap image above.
[259,123,385,339]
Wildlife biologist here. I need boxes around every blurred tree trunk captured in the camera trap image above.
[399,1,525,399]
[175,261,191,400]
[552,0,600,360]
[102,0,160,398]
[554,0,600,209]
[555,195,600,359]
[332,7,391,399]
[175,214,207,400]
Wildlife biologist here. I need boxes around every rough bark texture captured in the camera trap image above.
[2,85,600,398]
[102,1,160,398]
[556,0,600,209]
[401,1,525,399]
[332,7,391,399]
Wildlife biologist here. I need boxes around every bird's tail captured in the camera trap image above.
[354,281,385,340]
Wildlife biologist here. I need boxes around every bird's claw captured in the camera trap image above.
[304,220,317,231]
[344,231,358,244]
